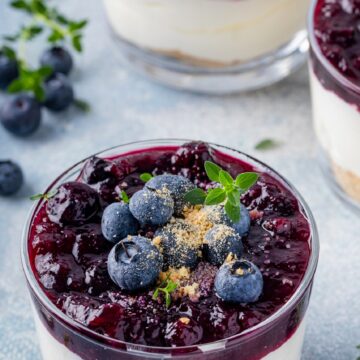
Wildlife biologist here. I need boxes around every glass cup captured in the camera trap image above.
[21,140,319,360]
[308,0,360,210]
[102,0,310,94]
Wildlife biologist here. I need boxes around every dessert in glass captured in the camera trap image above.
[21,140,319,360]
[308,0,360,207]
[103,0,310,93]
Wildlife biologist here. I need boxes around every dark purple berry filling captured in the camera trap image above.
[312,0,360,110]
[28,142,311,358]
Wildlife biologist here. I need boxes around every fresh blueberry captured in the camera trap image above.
[101,202,139,243]
[0,94,41,136]
[129,188,174,226]
[40,46,73,75]
[107,236,163,291]
[46,182,99,225]
[0,52,18,89]
[203,225,243,266]
[214,260,263,303]
[43,73,74,111]
[203,204,251,237]
[155,220,200,269]
[0,160,23,196]
[146,174,195,216]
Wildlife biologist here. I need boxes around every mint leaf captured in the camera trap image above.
[140,173,153,183]
[120,190,129,204]
[227,189,240,206]
[205,188,226,205]
[1,46,17,60]
[235,172,259,191]
[72,34,83,52]
[47,29,65,43]
[69,19,88,32]
[204,161,222,182]
[184,188,206,205]
[218,170,233,187]
[7,78,23,93]
[38,65,52,77]
[255,139,281,151]
[224,200,240,223]
[73,99,91,112]
[10,0,31,12]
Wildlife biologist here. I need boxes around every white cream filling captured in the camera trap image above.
[310,69,360,177]
[34,308,306,360]
[103,0,309,64]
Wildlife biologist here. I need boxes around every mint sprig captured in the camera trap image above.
[184,161,259,223]
[1,0,88,101]
[152,277,178,308]
[8,0,88,53]
[8,65,52,101]
[30,189,57,201]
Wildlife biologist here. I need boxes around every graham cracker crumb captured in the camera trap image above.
[179,317,190,325]
[225,252,235,263]
[333,162,360,203]
[183,205,214,241]
[235,267,245,276]
[160,267,191,283]
[152,236,162,248]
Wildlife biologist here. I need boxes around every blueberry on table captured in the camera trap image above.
[46,182,100,225]
[155,220,200,269]
[204,203,251,237]
[204,225,243,266]
[146,174,195,216]
[215,260,263,303]
[0,94,41,137]
[0,52,18,90]
[43,73,74,111]
[40,46,73,75]
[129,188,174,226]
[107,236,163,291]
[0,160,23,196]
[101,202,139,243]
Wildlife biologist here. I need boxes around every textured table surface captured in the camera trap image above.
[0,1,359,359]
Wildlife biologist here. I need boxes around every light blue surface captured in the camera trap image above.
[0,1,359,359]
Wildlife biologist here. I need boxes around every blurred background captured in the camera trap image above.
[0,1,359,359]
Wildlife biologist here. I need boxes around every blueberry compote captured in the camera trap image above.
[28,142,311,357]
[312,0,360,109]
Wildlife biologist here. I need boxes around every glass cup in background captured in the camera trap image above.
[102,0,310,94]
[308,0,360,209]
[21,140,319,360]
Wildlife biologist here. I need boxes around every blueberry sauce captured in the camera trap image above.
[312,0,360,110]
[28,142,312,358]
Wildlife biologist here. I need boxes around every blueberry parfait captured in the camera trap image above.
[23,141,318,360]
[309,0,360,204]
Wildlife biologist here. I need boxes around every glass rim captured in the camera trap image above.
[21,138,320,354]
[307,0,360,94]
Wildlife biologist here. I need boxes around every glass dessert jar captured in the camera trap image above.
[308,0,360,209]
[103,1,310,94]
[21,140,319,360]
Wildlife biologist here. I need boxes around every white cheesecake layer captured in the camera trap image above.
[34,309,306,360]
[310,70,360,177]
[103,0,309,64]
